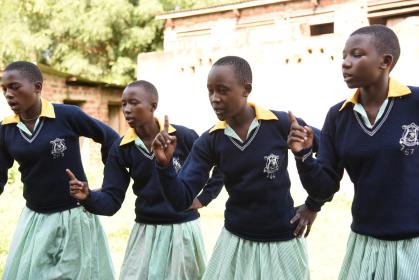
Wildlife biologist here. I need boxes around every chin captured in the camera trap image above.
[345,82,359,89]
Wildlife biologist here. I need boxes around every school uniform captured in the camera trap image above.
[81,119,224,280]
[294,79,419,279]
[0,98,118,280]
[157,103,323,280]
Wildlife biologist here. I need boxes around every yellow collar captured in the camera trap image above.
[209,102,278,133]
[339,78,411,111]
[2,97,56,124]
[120,118,176,146]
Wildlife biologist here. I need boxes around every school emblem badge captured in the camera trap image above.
[263,153,280,179]
[172,157,182,173]
[399,123,419,155]
[50,138,67,159]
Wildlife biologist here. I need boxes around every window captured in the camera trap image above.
[108,103,123,134]
[310,23,334,36]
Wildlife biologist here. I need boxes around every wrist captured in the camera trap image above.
[294,148,313,162]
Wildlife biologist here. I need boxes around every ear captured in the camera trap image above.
[380,54,393,71]
[243,83,252,97]
[151,101,157,112]
[34,81,43,95]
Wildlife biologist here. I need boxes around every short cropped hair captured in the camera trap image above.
[5,61,43,83]
[351,25,400,68]
[127,80,159,103]
[213,56,252,85]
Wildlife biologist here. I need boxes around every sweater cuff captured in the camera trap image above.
[304,196,324,212]
[294,148,313,162]
[196,193,211,207]
[79,189,94,208]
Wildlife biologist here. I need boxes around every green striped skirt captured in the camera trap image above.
[339,231,419,280]
[2,206,115,280]
[119,219,206,280]
[203,228,310,280]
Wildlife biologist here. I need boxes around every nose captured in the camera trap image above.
[123,104,131,115]
[4,88,15,100]
[342,57,351,69]
[210,92,221,103]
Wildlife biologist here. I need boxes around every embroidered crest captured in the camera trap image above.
[172,157,182,173]
[263,153,280,179]
[399,123,419,155]
[50,138,67,159]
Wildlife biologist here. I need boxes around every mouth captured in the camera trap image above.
[342,73,353,82]
[7,101,19,111]
[125,116,136,126]
[213,108,225,115]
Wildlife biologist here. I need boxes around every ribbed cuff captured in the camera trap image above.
[304,196,324,212]
[196,193,211,206]
[294,148,313,162]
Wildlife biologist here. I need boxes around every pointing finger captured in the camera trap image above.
[288,111,299,125]
[66,169,77,180]
[164,115,169,133]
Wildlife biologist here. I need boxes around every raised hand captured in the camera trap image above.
[152,115,177,166]
[66,168,90,201]
[287,111,314,153]
[290,204,317,238]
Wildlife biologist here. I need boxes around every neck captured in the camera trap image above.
[20,99,42,122]
[227,103,255,130]
[135,118,160,140]
[360,76,390,106]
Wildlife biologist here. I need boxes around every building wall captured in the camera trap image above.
[138,0,419,134]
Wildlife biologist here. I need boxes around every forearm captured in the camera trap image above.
[295,149,340,200]
[196,166,224,206]
[81,189,124,216]
[157,162,198,211]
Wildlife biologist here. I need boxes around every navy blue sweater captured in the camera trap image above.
[81,123,224,224]
[157,104,322,241]
[296,80,419,240]
[0,99,119,213]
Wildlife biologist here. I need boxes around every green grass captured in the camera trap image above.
[0,168,353,279]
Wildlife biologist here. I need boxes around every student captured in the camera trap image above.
[288,25,419,279]
[152,56,323,279]
[0,61,118,279]
[67,80,224,280]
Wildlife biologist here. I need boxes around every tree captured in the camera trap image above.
[0,0,229,84]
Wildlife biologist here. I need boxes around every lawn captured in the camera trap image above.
[0,162,353,279]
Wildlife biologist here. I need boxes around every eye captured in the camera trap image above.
[10,83,20,90]
[351,50,363,58]
[218,86,228,94]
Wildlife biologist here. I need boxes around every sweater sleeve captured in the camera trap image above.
[0,126,14,195]
[157,133,216,211]
[81,141,130,215]
[295,108,344,201]
[69,106,119,163]
[180,128,224,207]
[196,165,224,206]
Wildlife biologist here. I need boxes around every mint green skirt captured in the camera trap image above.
[2,206,115,280]
[203,228,310,280]
[339,231,419,280]
[119,219,206,280]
